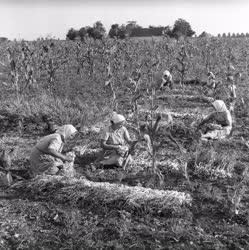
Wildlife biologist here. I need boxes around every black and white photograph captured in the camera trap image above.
[1,0,249,249]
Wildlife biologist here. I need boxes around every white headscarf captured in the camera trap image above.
[163,70,171,77]
[212,100,228,112]
[162,70,172,81]
[212,100,232,125]
[208,71,215,79]
[56,124,77,140]
[111,113,126,124]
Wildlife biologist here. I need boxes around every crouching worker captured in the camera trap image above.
[160,70,173,90]
[99,113,133,168]
[30,124,77,176]
[197,100,232,140]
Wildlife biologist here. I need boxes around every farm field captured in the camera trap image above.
[1,37,249,249]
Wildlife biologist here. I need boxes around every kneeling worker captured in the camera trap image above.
[100,113,133,168]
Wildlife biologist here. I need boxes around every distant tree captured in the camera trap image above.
[66,28,78,41]
[109,24,119,38]
[240,33,245,37]
[171,18,195,39]
[117,25,127,39]
[126,21,141,36]
[78,27,87,41]
[217,33,221,38]
[86,27,94,38]
[222,33,226,38]
[199,31,212,38]
[246,33,249,37]
[232,33,236,37]
[108,24,127,39]
[87,21,106,39]
[94,21,106,35]
[227,32,231,37]
[162,26,172,37]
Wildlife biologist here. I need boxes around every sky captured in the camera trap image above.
[0,0,249,40]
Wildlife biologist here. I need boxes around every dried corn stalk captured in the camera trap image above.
[11,175,192,213]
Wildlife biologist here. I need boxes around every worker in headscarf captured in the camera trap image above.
[30,124,78,176]
[100,112,133,167]
[197,100,232,140]
[160,70,173,90]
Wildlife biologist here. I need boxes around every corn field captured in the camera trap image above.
[1,36,249,249]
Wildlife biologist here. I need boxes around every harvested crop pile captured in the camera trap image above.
[158,94,213,104]
[187,146,241,181]
[9,175,192,216]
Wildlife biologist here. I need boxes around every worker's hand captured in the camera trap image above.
[209,124,222,130]
[116,145,128,157]
[63,155,74,162]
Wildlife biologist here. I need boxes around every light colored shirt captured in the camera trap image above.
[207,79,216,89]
[162,74,173,84]
[100,125,130,146]
[208,111,232,128]
[35,133,64,154]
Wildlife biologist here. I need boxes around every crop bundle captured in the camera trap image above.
[10,175,192,216]
[159,94,212,104]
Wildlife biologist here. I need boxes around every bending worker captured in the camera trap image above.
[30,124,77,176]
[197,100,232,140]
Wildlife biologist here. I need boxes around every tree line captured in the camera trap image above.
[218,33,249,38]
[66,19,195,41]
